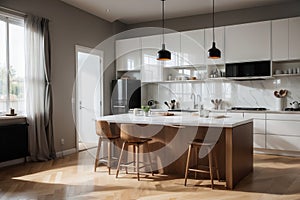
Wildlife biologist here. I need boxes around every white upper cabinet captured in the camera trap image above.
[205,26,225,65]
[181,29,205,66]
[116,38,141,71]
[272,19,289,61]
[225,21,271,63]
[289,17,300,60]
[164,32,181,67]
[141,35,163,82]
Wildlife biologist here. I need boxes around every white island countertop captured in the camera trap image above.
[98,113,252,128]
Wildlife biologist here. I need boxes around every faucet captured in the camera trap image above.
[190,93,198,109]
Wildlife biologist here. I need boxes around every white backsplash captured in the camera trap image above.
[142,76,300,110]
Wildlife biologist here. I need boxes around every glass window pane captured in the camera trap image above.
[0,20,8,112]
[9,23,25,114]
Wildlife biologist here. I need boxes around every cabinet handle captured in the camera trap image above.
[113,105,126,108]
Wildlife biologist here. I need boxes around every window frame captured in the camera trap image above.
[0,12,25,113]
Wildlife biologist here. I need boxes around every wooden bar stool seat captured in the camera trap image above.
[184,139,220,189]
[116,123,154,181]
[94,120,120,174]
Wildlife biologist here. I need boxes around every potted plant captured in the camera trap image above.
[141,105,150,116]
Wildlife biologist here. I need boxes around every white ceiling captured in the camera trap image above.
[60,0,289,24]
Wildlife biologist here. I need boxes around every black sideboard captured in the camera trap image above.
[0,123,29,162]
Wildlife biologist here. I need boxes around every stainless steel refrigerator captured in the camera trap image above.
[111,79,141,114]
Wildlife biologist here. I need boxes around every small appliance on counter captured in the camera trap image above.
[147,100,157,109]
[285,101,300,111]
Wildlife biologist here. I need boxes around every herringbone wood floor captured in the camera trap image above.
[0,149,299,200]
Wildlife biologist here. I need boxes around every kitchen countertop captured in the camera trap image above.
[146,109,300,114]
[98,113,252,128]
[219,109,300,114]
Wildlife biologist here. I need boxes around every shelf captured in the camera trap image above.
[163,65,206,69]
[272,73,300,77]
[116,69,140,72]
[141,78,230,84]
[206,77,229,81]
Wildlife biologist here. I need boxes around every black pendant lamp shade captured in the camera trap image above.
[158,44,171,61]
[157,0,171,61]
[208,0,221,59]
[208,42,221,59]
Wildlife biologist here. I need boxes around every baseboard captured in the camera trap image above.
[56,148,77,158]
[254,148,300,157]
[0,148,77,168]
[0,158,26,168]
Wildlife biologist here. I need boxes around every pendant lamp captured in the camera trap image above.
[208,0,221,59]
[157,0,171,61]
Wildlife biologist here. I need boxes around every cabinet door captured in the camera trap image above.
[267,135,300,151]
[266,120,300,137]
[226,112,244,118]
[181,29,205,66]
[164,32,181,68]
[141,35,163,82]
[243,113,266,134]
[116,38,141,71]
[205,27,225,65]
[225,21,271,63]
[289,17,300,60]
[254,134,265,149]
[266,113,300,121]
[272,19,289,61]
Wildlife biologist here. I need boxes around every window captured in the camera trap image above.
[0,13,25,114]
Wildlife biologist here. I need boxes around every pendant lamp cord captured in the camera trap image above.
[162,0,165,45]
[212,0,215,43]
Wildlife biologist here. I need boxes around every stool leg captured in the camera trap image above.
[213,150,220,182]
[94,137,102,172]
[208,147,214,189]
[145,142,154,176]
[107,140,111,175]
[195,146,198,179]
[135,144,140,181]
[116,141,126,178]
[133,145,136,172]
[184,144,192,186]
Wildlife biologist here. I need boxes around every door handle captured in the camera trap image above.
[113,105,126,108]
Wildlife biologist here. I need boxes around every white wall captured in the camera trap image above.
[0,0,124,152]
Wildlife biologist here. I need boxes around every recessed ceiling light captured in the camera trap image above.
[106,9,110,13]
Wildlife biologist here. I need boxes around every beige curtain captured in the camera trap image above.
[25,15,56,161]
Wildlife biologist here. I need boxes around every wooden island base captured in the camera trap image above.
[110,122,253,190]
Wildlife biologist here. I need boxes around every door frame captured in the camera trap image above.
[75,45,104,151]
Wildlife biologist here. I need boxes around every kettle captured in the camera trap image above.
[290,101,299,109]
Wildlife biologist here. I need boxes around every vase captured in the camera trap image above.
[144,111,149,117]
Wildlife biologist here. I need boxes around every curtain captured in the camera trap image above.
[25,15,56,161]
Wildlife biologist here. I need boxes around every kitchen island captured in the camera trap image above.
[98,113,253,189]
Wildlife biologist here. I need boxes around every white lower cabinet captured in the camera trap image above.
[266,114,300,152]
[266,120,300,136]
[254,134,266,149]
[225,112,244,118]
[266,135,300,152]
[244,113,266,149]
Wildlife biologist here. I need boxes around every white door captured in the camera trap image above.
[76,45,103,150]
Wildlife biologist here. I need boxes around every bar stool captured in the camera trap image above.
[94,120,120,174]
[116,123,154,181]
[184,139,220,189]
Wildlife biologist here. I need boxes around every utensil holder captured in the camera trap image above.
[275,98,283,111]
